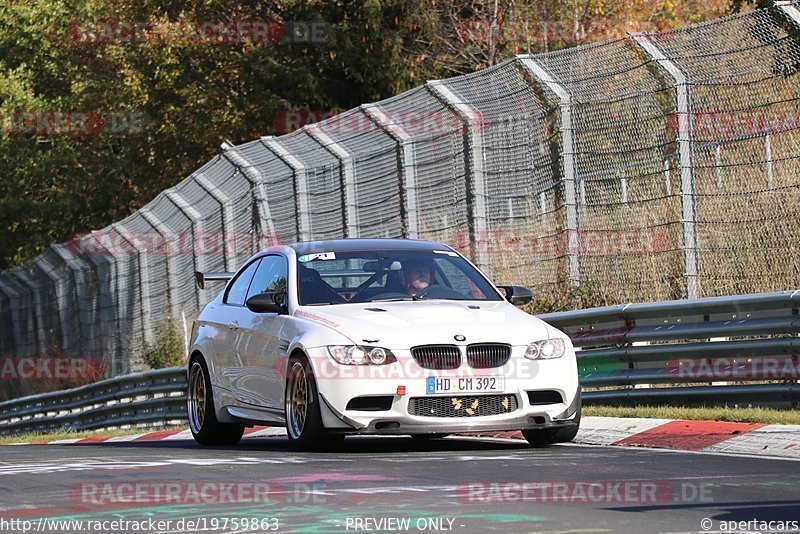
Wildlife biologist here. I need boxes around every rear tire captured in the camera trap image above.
[188,357,244,446]
[522,405,581,447]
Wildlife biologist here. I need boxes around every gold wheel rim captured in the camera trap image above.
[286,362,308,439]
[188,363,206,433]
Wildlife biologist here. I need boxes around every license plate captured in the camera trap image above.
[426,376,505,395]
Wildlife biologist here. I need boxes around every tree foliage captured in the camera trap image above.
[0,0,736,269]
[139,318,184,369]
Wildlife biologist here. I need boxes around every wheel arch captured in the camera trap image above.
[187,349,232,423]
[188,348,220,384]
[188,349,203,367]
[280,347,310,402]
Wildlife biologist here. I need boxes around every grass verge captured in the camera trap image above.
[0,426,186,445]
[584,405,800,425]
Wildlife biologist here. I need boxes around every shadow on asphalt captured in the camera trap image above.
[79,435,536,454]
[712,502,800,522]
[606,500,800,522]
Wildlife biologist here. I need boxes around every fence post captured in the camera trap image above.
[139,208,181,323]
[33,259,68,353]
[631,34,701,299]
[764,134,774,190]
[361,104,420,239]
[664,159,672,195]
[261,136,312,242]
[164,188,206,310]
[304,128,359,238]
[427,80,490,272]
[776,1,800,25]
[220,143,276,250]
[9,269,46,355]
[0,276,24,356]
[517,56,582,286]
[112,223,153,345]
[51,244,94,356]
[193,171,237,272]
[621,177,629,205]
[80,235,125,374]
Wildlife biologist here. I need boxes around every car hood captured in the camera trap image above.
[294,300,554,348]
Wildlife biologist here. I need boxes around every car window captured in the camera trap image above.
[224,259,260,306]
[311,258,372,288]
[434,257,490,299]
[297,250,501,304]
[246,255,288,301]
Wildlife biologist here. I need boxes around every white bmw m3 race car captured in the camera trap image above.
[187,239,580,450]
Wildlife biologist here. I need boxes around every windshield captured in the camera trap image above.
[296,249,503,306]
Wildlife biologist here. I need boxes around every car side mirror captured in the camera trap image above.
[497,285,532,307]
[245,292,287,314]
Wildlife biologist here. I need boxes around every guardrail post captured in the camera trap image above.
[139,208,181,323]
[164,188,206,311]
[304,129,359,237]
[112,223,153,345]
[361,104,420,239]
[0,275,25,356]
[260,137,312,242]
[427,80,490,272]
[193,171,237,272]
[630,34,701,299]
[220,143,277,250]
[517,56,582,286]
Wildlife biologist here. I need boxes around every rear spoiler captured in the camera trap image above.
[195,271,235,290]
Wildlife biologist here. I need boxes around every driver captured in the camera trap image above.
[403,259,435,296]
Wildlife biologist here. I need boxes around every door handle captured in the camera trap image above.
[227,320,239,330]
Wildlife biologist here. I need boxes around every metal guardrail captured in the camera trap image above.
[0,290,798,436]
[0,367,186,436]
[540,290,800,408]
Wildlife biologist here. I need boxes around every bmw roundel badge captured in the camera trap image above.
[454,334,466,342]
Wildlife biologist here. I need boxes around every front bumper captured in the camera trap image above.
[306,346,581,435]
[321,395,580,435]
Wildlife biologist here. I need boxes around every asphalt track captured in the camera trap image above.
[0,436,798,534]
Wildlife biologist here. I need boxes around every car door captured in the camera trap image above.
[237,254,289,409]
[216,258,261,395]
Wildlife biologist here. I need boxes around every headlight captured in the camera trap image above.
[327,345,397,366]
[524,338,566,360]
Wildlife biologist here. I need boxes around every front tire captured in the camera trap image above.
[522,405,581,447]
[188,357,244,446]
[285,354,336,451]
[411,433,450,441]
